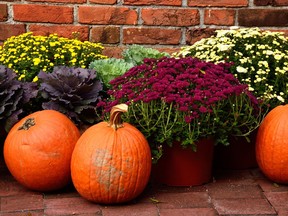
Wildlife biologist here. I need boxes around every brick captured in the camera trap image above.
[123,0,181,6]
[156,192,212,209]
[159,208,216,216]
[188,0,248,7]
[257,178,288,192]
[13,4,73,24]
[207,183,263,199]
[0,4,7,21]
[29,25,89,41]
[79,6,137,25]
[123,27,181,45]
[264,192,288,211]
[90,26,120,44]
[102,45,124,58]
[0,24,25,41]
[0,210,44,216]
[141,8,200,26]
[213,198,276,215]
[44,197,101,215]
[101,203,158,216]
[254,0,288,5]
[274,0,288,5]
[185,28,217,45]
[90,0,117,3]
[204,9,235,25]
[238,9,288,27]
[1,195,44,213]
[254,0,274,5]
[27,0,86,3]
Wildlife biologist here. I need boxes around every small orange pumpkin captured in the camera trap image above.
[256,105,288,183]
[71,104,152,204]
[4,110,80,191]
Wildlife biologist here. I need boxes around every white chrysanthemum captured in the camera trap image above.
[236,66,248,73]
[276,95,285,103]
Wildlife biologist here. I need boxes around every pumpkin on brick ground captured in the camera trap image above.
[4,110,80,191]
[71,104,152,204]
[256,105,288,183]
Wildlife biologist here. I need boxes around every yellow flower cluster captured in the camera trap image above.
[175,27,288,108]
[0,32,107,82]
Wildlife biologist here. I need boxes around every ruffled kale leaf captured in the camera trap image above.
[38,66,103,125]
[0,65,38,132]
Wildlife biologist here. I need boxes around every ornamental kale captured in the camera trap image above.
[122,44,170,66]
[100,57,265,162]
[89,58,134,88]
[0,65,38,132]
[38,66,103,126]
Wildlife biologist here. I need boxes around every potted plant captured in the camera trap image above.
[98,56,264,186]
[0,32,107,82]
[175,27,288,109]
[174,27,286,169]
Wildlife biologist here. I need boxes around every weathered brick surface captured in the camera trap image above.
[254,0,274,5]
[78,6,137,25]
[90,0,117,4]
[188,0,248,7]
[204,9,235,25]
[27,0,86,3]
[185,28,217,45]
[124,0,181,6]
[29,25,89,41]
[275,0,288,5]
[0,0,287,50]
[0,24,25,41]
[0,4,7,22]
[13,4,73,23]
[90,26,120,44]
[141,8,200,26]
[238,9,288,27]
[254,0,288,5]
[123,27,181,45]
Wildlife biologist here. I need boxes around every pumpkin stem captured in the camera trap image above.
[18,118,35,130]
[109,104,128,130]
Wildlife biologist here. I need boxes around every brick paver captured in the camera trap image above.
[1,157,288,215]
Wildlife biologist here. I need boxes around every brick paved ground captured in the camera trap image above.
[1,156,288,216]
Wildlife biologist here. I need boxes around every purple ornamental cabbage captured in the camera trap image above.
[38,66,103,125]
[0,65,38,132]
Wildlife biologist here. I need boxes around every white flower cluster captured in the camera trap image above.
[175,28,288,108]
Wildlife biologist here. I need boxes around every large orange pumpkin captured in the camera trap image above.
[71,104,152,204]
[256,105,288,183]
[4,110,80,191]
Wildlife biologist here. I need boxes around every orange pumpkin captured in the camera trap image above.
[71,104,152,204]
[256,105,288,183]
[4,110,80,191]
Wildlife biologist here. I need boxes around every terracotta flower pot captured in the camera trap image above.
[152,137,215,186]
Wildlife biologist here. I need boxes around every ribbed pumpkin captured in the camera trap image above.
[256,105,288,183]
[71,104,152,204]
[4,110,80,191]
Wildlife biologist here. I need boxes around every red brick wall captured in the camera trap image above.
[0,0,288,57]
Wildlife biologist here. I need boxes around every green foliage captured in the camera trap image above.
[122,44,170,65]
[0,32,107,82]
[89,58,134,88]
